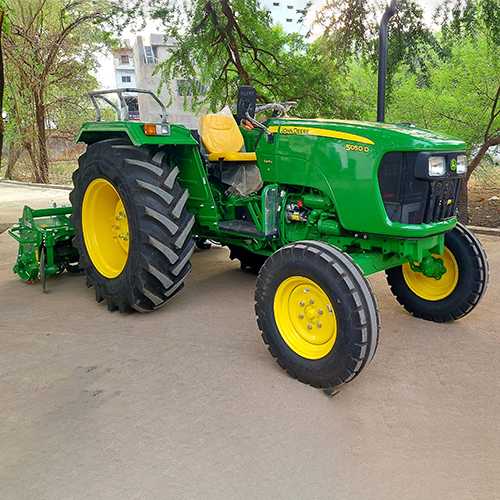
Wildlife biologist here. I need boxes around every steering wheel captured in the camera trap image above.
[254,102,296,116]
[245,101,297,134]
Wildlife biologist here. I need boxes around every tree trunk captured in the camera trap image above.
[5,141,22,179]
[33,85,50,184]
[22,139,44,183]
[457,178,469,224]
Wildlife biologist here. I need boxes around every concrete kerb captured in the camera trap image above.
[0,179,73,191]
[468,225,500,237]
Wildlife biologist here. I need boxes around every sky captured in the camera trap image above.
[94,0,442,89]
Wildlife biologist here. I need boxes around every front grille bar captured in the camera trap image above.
[423,178,462,224]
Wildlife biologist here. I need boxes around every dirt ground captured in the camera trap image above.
[1,181,500,500]
[468,183,500,228]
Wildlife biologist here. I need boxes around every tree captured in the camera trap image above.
[152,0,362,118]
[436,0,500,220]
[315,0,436,99]
[385,0,500,221]
[1,0,138,183]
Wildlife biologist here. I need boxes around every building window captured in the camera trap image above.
[144,46,158,65]
[286,18,292,22]
[120,55,129,64]
[121,76,131,83]
[287,4,293,8]
[273,2,279,5]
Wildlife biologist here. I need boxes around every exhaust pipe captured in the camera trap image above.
[377,0,398,122]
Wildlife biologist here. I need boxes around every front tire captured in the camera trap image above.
[255,241,380,389]
[70,139,195,312]
[385,223,488,322]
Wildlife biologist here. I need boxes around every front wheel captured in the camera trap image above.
[255,241,380,389]
[385,223,488,322]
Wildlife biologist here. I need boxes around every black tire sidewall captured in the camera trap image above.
[72,141,149,298]
[258,245,373,386]
[386,225,486,320]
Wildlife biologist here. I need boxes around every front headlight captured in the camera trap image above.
[457,155,467,174]
[428,156,446,177]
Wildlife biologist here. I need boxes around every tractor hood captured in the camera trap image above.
[260,117,466,238]
[269,118,466,152]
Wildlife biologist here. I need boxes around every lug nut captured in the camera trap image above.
[307,324,312,330]
[309,299,314,304]
[299,314,304,319]
[317,322,322,328]
[318,309,323,315]
[300,301,305,306]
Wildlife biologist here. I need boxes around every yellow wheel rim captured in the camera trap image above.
[274,276,337,360]
[402,247,459,301]
[82,179,129,278]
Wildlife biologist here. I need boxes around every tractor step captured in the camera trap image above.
[218,220,264,238]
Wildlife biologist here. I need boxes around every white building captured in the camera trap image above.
[113,34,201,129]
[114,42,136,89]
[113,42,139,121]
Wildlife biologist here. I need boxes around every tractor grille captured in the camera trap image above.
[423,178,462,224]
[378,152,462,225]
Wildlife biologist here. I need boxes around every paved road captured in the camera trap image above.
[1,181,499,500]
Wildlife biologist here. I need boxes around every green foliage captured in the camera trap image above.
[1,0,143,182]
[150,0,363,118]
[387,0,500,158]
[388,35,500,147]
[315,0,435,98]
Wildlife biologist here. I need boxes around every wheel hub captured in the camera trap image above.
[112,201,129,253]
[304,305,319,323]
[82,178,130,279]
[403,247,459,301]
[274,276,337,359]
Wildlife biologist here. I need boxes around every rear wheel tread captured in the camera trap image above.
[137,180,174,205]
[70,139,194,312]
[143,206,179,235]
[125,158,163,177]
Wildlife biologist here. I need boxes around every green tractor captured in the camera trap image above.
[10,2,488,391]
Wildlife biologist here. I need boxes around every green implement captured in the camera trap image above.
[9,205,78,290]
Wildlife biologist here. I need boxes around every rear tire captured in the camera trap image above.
[228,244,267,273]
[70,139,195,312]
[385,223,488,322]
[255,241,380,389]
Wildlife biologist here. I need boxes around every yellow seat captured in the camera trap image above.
[201,114,256,162]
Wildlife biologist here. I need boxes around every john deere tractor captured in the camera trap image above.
[10,2,488,391]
